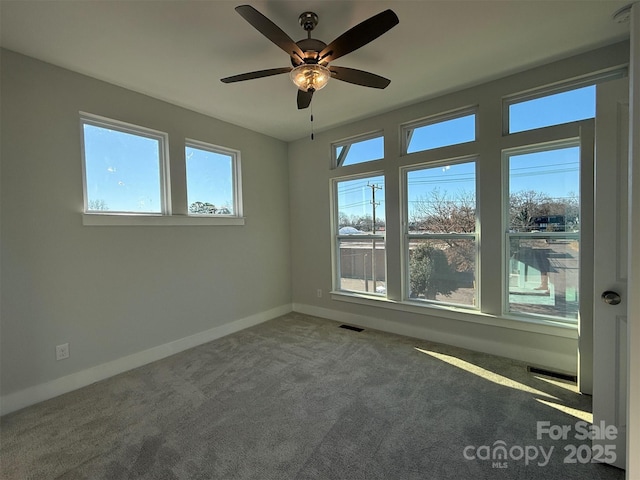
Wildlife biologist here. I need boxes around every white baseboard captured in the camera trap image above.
[292,303,576,374]
[2,303,575,416]
[0,304,292,416]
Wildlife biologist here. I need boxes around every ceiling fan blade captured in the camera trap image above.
[319,9,399,63]
[297,89,313,109]
[221,67,292,83]
[330,66,391,89]
[235,5,305,60]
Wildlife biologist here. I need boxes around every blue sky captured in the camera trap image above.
[509,85,595,133]
[83,124,162,213]
[337,175,385,221]
[508,146,580,201]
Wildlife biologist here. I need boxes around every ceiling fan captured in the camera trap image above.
[221,5,399,109]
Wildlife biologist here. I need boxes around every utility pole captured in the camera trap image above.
[367,182,382,293]
[367,182,382,233]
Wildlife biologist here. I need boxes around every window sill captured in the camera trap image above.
[330,291,578,339]
[82,214,246,226]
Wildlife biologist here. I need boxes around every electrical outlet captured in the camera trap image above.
[317,289,322,298]
[56,343,69,360]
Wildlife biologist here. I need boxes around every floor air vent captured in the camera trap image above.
[528,366,577,383]
[339,324,364,332]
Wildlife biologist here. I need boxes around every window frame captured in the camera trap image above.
[80,112,171,216]
[401,157,479,309]
[331,172,387,297]
[326,70,617,334]
[332,131,385,169]
[502,138,582,324]
[400,106,478,156]
[502,69,625,135]
[185,138,243,218]
[79,112,245,226]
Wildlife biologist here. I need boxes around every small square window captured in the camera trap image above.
[81,114,169,214]
[185,141,241,216]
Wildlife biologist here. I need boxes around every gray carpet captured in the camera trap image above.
[0,312,625,479]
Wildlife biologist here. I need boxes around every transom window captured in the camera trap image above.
[507,85,596,134]
[402,109,476,154]
[81,114,169,214]
[333,133,384,168]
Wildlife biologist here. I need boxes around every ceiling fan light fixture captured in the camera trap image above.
[290,64,330,92]
[224,6,398,109]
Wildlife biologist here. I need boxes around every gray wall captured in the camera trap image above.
[0,50,291,397]
[289,42,629,375]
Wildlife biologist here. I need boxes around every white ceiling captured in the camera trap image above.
[0,0,631,142]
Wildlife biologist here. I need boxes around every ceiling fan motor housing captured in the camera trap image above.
[294,12,326,66]
[299,12,318,31]
[293,38,328,65]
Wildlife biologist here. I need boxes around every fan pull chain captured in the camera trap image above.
[310,103,315,140]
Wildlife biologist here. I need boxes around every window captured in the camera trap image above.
[80,113,245,226]
[505,142,580,322]
[402,109,476,154]
[81,114,169,214]
[508,85,595,134]
[326,72,612,330]
[186,140,241,216]
[333,133,384,167]
[404,160,477,307]
[334,174,386,295]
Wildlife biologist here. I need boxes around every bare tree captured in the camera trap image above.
[509,190,579,232]
[411,189,475,234]
[410,189,476,273]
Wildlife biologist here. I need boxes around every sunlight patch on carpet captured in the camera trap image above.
[415,347,558,400]
[535,398,593,423]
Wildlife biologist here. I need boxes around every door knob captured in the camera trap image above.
[601,291,622,305]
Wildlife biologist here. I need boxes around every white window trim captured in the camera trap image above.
[80,112,171,216]
[502,137,582,326]
[331,171,386,295]
[327,82,599,332]
[81,213,245,226]
[79,113,246,226]
[185,138,243,219]
[502,68,626,135]
[401,156,480,310]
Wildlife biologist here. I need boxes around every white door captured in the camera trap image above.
[592,77,629,470]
